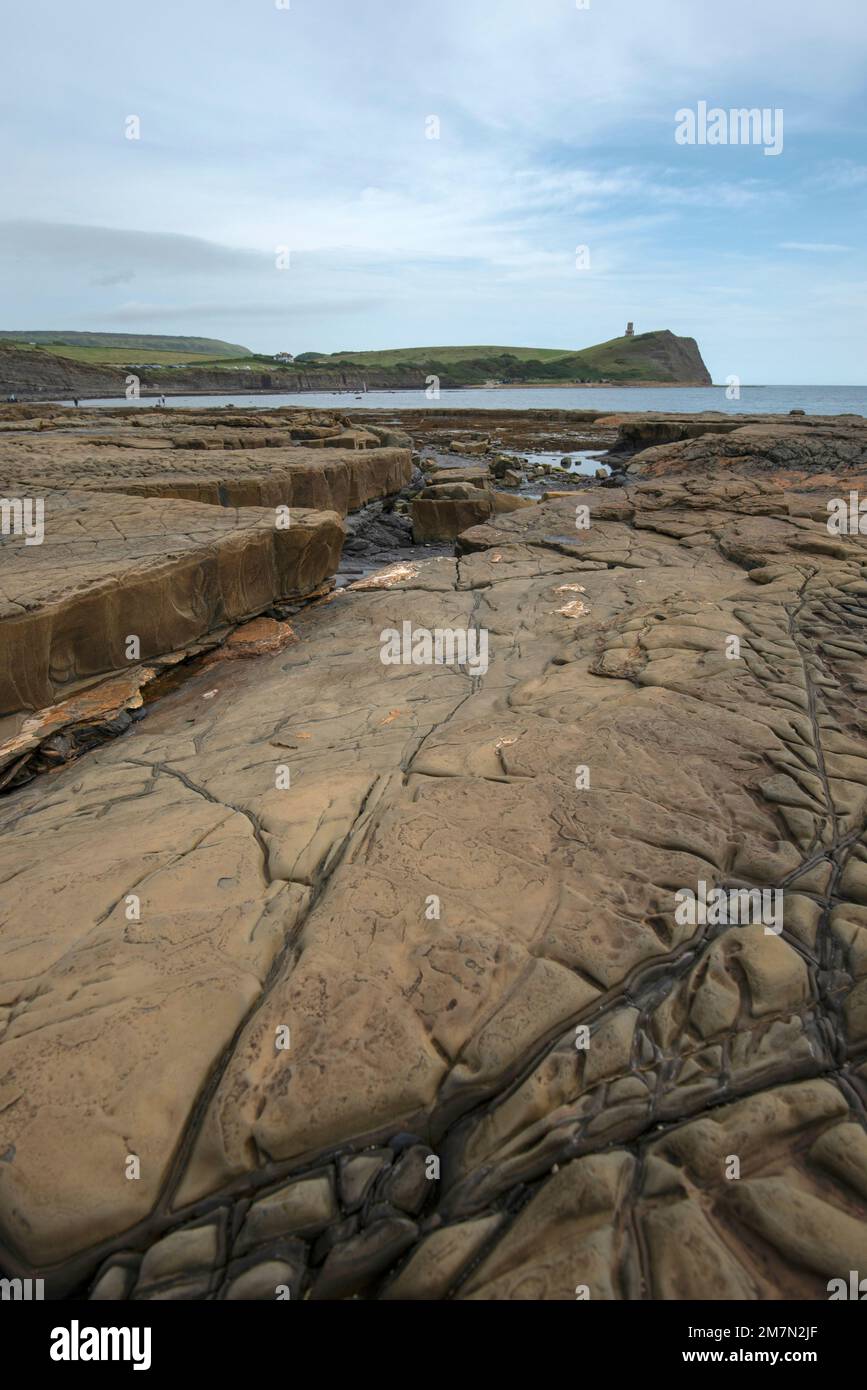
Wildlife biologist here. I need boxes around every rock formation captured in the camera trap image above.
[0,404,865,1300]
[0,329,712,399]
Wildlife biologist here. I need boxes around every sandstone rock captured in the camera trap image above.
[236,1173,338,1249]
[377,1145,432,1215]
[0,430,411,515]
[311,1218,418,1300]
[0,490,342,715]
[419,481,483,501]
[1,409,866,1304]
[411,491,493,541]
[461,1153,634,1300]
[492,493,534,514]
[89,1260,138,1300]
[222,1241,306,1300]
[381,1215,503,1299]
[135,1221,221,1296]
[339,1152,391,1212]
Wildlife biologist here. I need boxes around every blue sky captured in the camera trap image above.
[1,0,866,381]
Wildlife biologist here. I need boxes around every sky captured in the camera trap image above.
[1,0,866,382]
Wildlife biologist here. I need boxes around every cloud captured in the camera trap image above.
[0,221,267,276]
[779,242,851,253]
[814,160,867,190]
[91,270,136,287]
[1,0,866,376]
[103,297,381,323]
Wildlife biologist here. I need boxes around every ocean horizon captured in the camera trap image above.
[75,383,867,416]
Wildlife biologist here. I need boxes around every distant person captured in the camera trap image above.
[73,397,79,407]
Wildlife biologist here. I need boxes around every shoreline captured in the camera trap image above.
[23,380,864,407]
[22,381,714,403]
[28,380,716,403]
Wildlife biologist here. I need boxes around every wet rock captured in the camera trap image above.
[377,1144,433,1215]
[223,1260,300,1301]
[461,1153,635,1300]
[310,1218,418,1300]
[312,1216,360,1265]
[138,1223,219,1286]
[235,1173,338,1249]
[89,1258,139,1300]
[132,1220,222,1299]
[339,1152,391,1212]
[223,1240,306,1300]
[380,1215,503,1299]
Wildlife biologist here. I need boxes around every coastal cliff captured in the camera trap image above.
[0,329,713,399]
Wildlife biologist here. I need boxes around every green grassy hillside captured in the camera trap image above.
[321,344,577,366]
[0,328,711,393]
[0,331,252,362]
[300,332,711,386]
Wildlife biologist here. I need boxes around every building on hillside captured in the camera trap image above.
[275,351,294,362]
[625,322,634,337]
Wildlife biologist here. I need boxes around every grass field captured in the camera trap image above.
[319,344,578,365]
[0,329,706,385]
[0,331,252,365]
[307,334,695,385]
[9,344,243,367]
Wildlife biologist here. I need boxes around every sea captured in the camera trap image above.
[75,385,867,415]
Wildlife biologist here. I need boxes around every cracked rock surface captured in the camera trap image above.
[0,414,866,1299]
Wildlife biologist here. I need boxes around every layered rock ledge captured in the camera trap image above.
[0,489,342,716]
[0,436,411,514]
[0,410,413,720]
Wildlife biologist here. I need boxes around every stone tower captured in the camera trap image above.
[625,321,634,337]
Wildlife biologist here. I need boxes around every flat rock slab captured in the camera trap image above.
[0,437,411,515]
[0,488,343,714]
[625,420,867,480]
[1,447,867,1299]
[412,491,493,541]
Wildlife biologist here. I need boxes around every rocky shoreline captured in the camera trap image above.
[1,403,866,1300]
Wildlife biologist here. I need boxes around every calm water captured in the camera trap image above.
[74,385,867,416]
[521,449,610,477]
